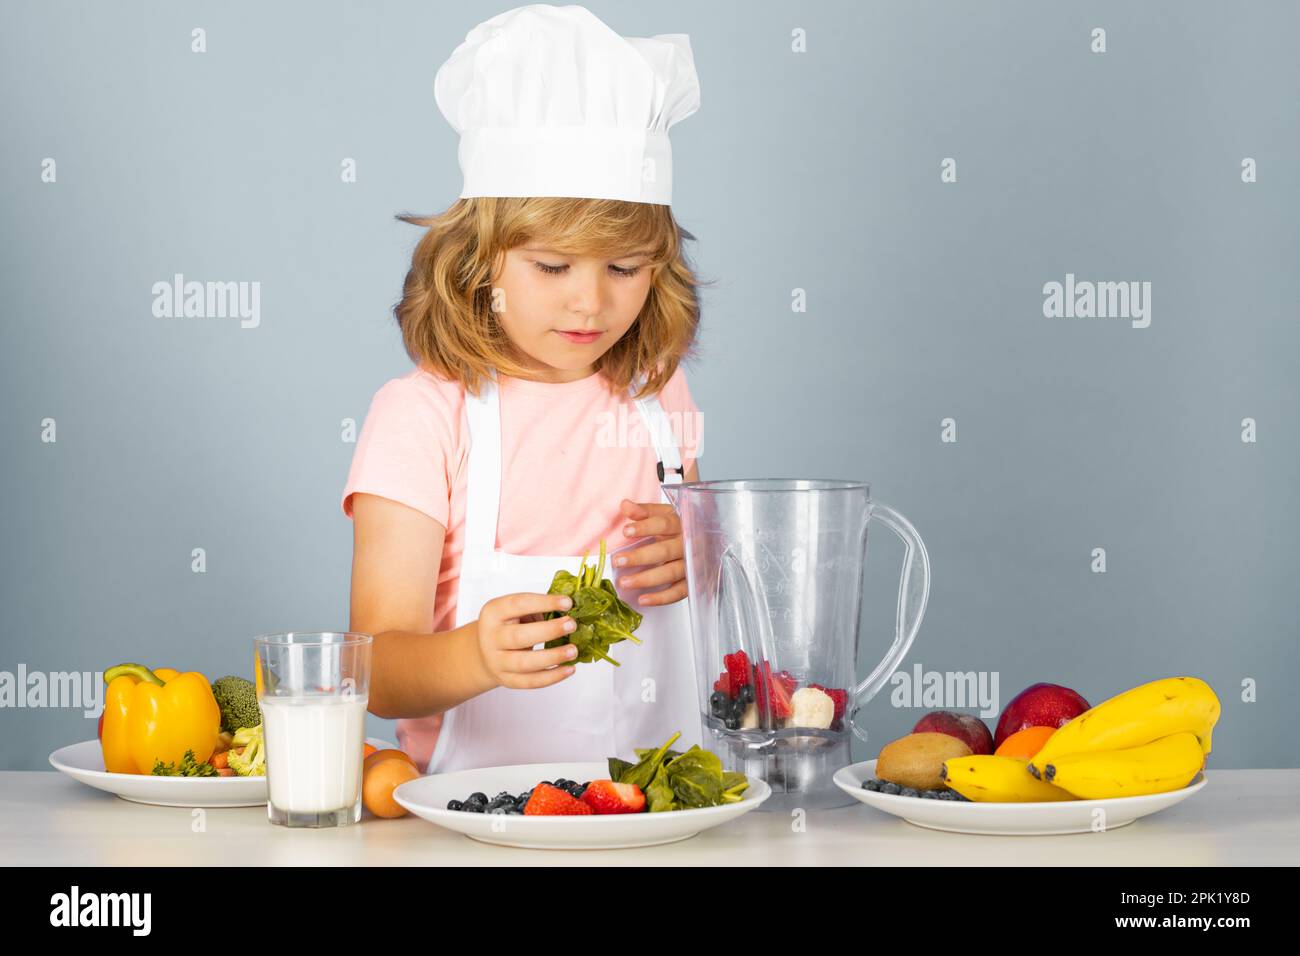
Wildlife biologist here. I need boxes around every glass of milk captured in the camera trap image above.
[254,631,373,828]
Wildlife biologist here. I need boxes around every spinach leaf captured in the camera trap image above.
[608,732,750,813]
[542,538,645,666]
[571,585,614,622]
[635,747,683,763]
[665,746,725,807]
[721,771,750,803]
[646,764,679,812]
[617,731,682,791]
[601,578,643,632]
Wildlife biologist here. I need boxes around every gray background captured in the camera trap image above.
[2,0,1297,770]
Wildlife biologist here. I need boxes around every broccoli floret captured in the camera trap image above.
[231,724,259,747]
[227,725,266,777]
[152,750,217,777]
[211,675,261,733]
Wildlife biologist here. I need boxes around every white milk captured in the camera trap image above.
[261,695,368,813]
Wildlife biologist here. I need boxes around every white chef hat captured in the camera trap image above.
[434,4,700,205]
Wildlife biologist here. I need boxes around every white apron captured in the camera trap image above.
[426,373,702,773]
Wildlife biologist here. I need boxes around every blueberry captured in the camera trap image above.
[900,787,919,798]
[861,779,880,791]
[919,790,936,800]
[740,683,754,703]
[880,782,901,795]
[724,716,740,730]
[710,690,728,716]
[467,791,488,805]
[463,802,484,813]
[447,799,464,811]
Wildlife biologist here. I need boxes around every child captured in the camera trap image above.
[341,5,706,773]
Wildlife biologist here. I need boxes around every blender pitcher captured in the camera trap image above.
[663,479,929,811]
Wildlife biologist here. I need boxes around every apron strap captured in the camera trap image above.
[462,372,503,558]
[632,375,686,485]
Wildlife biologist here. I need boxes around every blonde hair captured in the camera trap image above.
[393,197,707,399]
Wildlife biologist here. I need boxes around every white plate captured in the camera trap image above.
[393,761,771,849]
[834,759,1207,835]
[49,737,395,808]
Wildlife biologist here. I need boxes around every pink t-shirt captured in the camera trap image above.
[341,364,702,771]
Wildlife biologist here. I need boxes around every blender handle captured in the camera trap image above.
[849,501,930,744]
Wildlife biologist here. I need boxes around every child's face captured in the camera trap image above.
[492,244,656,380]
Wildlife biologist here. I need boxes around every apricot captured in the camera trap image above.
[363,748,416,775]
[363,755,419,818]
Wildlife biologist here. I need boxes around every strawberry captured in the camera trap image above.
[580,780,647,815]
[723,650,751,691]
[523,783,593,816]
[754,661,794,720]
[809,683,848,720]
[713,672,733,696]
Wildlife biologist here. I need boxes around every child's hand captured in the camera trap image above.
[611,498,688,606]
[475,592,580,689]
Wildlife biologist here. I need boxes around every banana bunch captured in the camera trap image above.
[1023,677,1217,800]
[939,677,1219,802]
[1039,732,1204,800]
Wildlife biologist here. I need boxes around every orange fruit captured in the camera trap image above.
[363,748,416,774]
[363,742,377,758]
[994,725,1057,759]
[363,757,418,818]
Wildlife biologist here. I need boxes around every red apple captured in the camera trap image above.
[994,683,1090,750]
[911,711,994,755]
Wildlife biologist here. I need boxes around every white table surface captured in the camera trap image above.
[5,768,1297,866]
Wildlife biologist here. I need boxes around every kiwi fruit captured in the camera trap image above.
[876,732,973,790]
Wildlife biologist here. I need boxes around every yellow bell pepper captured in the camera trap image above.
[100,674,138,774]
[100,664,221,774]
